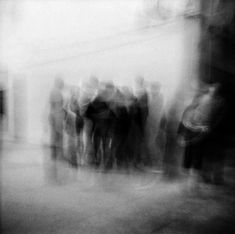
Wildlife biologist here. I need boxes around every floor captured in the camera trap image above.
[1,142,235,234]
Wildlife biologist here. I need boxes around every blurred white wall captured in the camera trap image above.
[0,0,200,144]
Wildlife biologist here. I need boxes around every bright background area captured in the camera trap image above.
[0,0,200,143]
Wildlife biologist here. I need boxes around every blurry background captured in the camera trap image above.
[0,0,200,144]
[1,1,235,234]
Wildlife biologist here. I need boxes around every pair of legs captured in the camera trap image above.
[183,140,225,185]
[51,131,63,160]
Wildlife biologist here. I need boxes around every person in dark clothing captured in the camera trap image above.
[160,103,181,179]
[72,87,84,165]
[111,89,130,168]
[137,91,149,136]
[135,77,149,135]
[117,87,136,168]
[178,83,226,184]
[80,77,100,165]
[0,84,6,150]
[124,94,143,168]
[85,95,106,166]
[134,77,149,167]
[0,88,5,119]
[84,83,115,168]
[75,108,84,160]
[198,0,235,184]
[99,83,116,169]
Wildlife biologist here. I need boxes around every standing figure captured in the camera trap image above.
[75,101,84,165]
[49,77,65,160]
[134,77,149,167]
[64,86,80,167]
[85,83,115,169]
[0,83,6,150]
[111,89,129,169]
[147,82,164,167]
[178,83,226,184]
[160,103,181,179]
[81,77,99,165]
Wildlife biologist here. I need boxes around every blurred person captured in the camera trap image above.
[111,87,130,169]
[0,83,6,150]
[74,89,84,165]
[125,89,142,169]
[85,82,115,169]
[80,76,99,165]
[0,82,5,233]
[49,77,65,160]
[103,82,119,169]
[178,83,226,184]
[120,86,136,168]
[146,81,164,168]
[135,76,149,136]
[64,86,79,167]
[198,0,235,185]
[160,101,181,179]
[134,77,149,167]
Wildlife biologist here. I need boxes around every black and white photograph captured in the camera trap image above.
[0,0,235,233]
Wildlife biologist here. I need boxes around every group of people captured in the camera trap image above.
[49,76,163,170]
[84,77,151,169]
[48,75,227,184]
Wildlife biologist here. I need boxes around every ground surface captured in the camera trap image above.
[1,142,235,234]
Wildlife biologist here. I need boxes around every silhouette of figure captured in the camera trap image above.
[49,77,65,160]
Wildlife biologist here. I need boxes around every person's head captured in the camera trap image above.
[54,76,64,90]
[101,82,115,100]
[121,86,134,104]
[135,76,145,86]
[135,76,145,88]
[89,75,99,89]
[121,86,132,96]
[134,76,147,96]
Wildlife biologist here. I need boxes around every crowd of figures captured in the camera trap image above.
[49,76,228,185]
[49,76,163,170]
